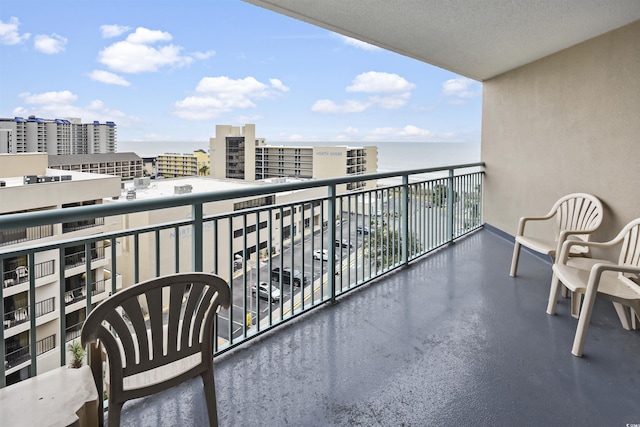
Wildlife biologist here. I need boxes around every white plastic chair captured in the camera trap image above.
[547,218,640,357]
[510,193,603,277]
[81,272,231,426]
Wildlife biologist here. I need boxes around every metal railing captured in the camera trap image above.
[64,246,105,270]
[3,297,55,329]
[64,280,106,305]
[4,334,56,371]
[0,162,483,387]
[2,260,55,289]
[0,225,53,247]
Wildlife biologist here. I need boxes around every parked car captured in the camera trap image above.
[313,249,339,262]
[335,239,353,249]
[251,281,281,302]
[356,226,370,235]
[271,267,309,286]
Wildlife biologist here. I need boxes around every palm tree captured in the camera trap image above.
[199,165,209,176]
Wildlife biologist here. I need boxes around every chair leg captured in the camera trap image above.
[546,272,562,315]
[107,402,123,427]
[201,371,219,427]
[570,291,582,319]
[510,242,521,277]
[612,302,632,330]
[572,284,599,357]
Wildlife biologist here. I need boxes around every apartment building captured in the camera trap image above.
[0,116,117,155]
[48,153,143,181]
[210,124,378,191]
[0,153,121,386]
[193,149,210,175]
[156,153,199,178]
[106,176,327,287]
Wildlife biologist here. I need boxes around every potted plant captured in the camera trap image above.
[68,341,86,368]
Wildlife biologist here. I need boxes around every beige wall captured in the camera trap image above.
[0,153,48,178]
[482,20,640,245]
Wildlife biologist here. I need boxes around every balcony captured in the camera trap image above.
[0,163,637,424]
[112,229,640,426]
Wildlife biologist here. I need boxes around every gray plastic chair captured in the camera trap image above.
[81,273,231,426]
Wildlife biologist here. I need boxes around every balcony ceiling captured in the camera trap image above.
[242,0,640,81]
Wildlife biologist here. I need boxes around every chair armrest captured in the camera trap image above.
[557,237,623,265]
[554,229,600,257]
[516,211,557,237]
[586,263,640,290]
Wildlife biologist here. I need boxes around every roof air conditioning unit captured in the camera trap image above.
[174,184,193,195]
[134,177,150,189]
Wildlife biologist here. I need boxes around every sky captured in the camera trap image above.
[0,0,482,146]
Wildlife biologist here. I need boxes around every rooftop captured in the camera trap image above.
[47,152,142,166]
[117,228,640,426]
[111,176,313,202]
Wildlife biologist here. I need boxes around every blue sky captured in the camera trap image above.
[0,0,482,144]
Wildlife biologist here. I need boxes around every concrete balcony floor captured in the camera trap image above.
[119,228,640,426]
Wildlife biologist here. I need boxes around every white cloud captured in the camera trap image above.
[126,27,172,44]
[173,76,289,121]
[344,126,358,135]
[313,71,415,114]
[311,99,371,114]
[100,24,131,39]
[0,17,30,45]
[334,34,380,51]
[34,33,67,54]
[369,93,411,109]
[88,70,131,87]
[192,50,215,60]
[19,90,78,104]
[269,78,290,92]
[347,72,415,94]
[98,26,212,74]
[441,77,481,104]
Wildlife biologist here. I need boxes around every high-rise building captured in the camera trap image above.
[210,124,378,191]
[0,153,121,386]
[0,117,117,155]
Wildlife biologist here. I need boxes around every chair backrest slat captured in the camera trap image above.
[121,297,149,366]
[146,287,164,360]
[167,282,188,354]
[620,222,640,267]
[554,194,603,238]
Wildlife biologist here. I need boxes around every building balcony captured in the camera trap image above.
[108,228,639,426]
[1,163,637,424]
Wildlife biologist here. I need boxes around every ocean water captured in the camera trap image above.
[118,140,481,181]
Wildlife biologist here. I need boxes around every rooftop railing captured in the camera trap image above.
[0,162,483,388]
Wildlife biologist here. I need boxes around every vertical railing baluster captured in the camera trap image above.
[28,251,37,376]
[110,238,117,295]
[0,262,5,387]
[155,230,161,277]
[328,184,337,303]
[447,169,454,242]
[401,175,409,266]
[192,202,203,272]
[58,247,66,367]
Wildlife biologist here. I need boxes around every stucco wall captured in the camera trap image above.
[482,20,640,244]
